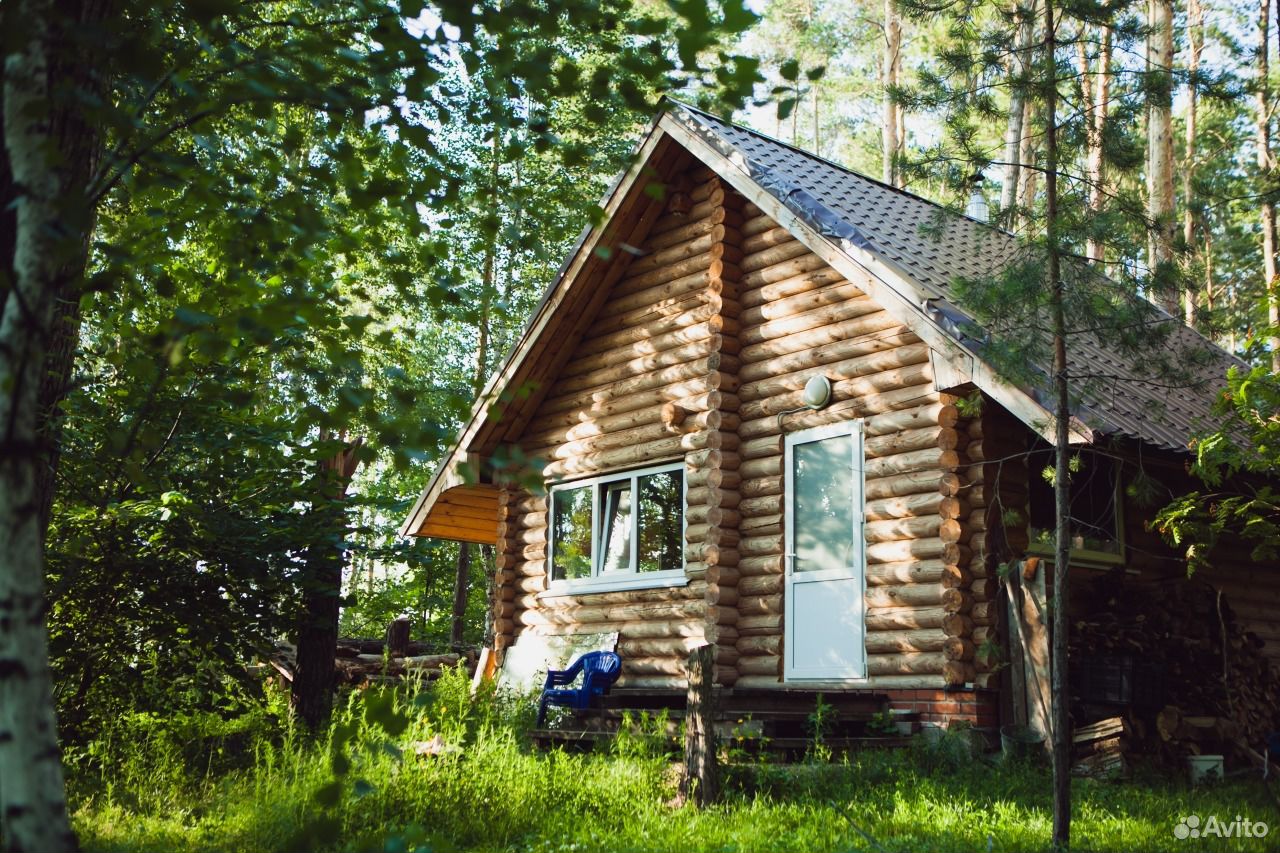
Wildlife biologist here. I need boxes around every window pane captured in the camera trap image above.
[638,469,684,573]
[601,482,633,573]
[792,435,854,573]
[551,486,593,580]
[1027,446,1120,555]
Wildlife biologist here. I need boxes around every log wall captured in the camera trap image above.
[496,164,741,687]
[725,200,954,690]
[496,179,976,689]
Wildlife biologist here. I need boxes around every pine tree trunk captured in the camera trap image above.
[0,2,78,848]
[1146,0,1177,315]
[450,543,471,647]
[1258,0,1280,369]
[291,439,362,730]
[883,0,902,187]
[1043,0,1071,844]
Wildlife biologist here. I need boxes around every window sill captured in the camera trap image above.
[539,570,689,598]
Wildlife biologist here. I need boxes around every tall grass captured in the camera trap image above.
[69,670,1279,853]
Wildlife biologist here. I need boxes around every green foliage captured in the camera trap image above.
[69,687,1279,853]
[1155,362,1280,573]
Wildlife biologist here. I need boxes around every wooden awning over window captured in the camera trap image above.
[400,455,500,544]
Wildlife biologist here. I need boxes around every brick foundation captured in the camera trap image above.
[884,688,999,729]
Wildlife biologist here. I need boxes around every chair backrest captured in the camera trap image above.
[579,651,622,692]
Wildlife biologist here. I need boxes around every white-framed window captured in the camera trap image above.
[544,461,687,595]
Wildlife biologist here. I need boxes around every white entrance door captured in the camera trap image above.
[783,420,866,681]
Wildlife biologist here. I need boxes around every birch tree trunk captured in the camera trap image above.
[1258,0,1280,369]
[883,0,903,187]
[0,1,77,848]
[1146,0,1177,315]
[1183,0,1203,327]
[1001,0,1037,217]
[1080,23,1112,264]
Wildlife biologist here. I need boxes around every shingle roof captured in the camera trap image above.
[668,101,1244,452]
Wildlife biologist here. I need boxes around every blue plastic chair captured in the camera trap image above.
[536,651,622,727]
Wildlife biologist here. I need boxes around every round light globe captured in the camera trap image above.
[801,375,832,410]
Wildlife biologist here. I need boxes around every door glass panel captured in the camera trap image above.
[600,482,633,572]
[792,434,853,573]
[637,469,683,572]
[551,486,593,580]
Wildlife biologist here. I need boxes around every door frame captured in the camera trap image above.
[782,419,867,682]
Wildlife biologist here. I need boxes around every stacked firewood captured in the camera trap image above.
[1072,717,1128,778]
[1070,573,1280,761]
[270,640,477,687]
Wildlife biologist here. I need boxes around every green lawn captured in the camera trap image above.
[68,677,1280,853]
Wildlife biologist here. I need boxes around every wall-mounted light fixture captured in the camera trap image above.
[801,375,832,410]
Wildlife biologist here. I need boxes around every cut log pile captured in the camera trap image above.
[1071,716,1128,778]
[269,639,477,687]
[1069,571,1280,766]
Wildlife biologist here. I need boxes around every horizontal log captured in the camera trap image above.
[656,186,724,226]
[869,472,962,503]
[624,225,735,278]
[866,537,946,563]
[944,661,976,686]
[865,605,945,630]
[942,565,973,589]
[739,250,828,289]
[685,486,741,510]
[867,652,945,676]
[617,636,709,659]
[865,584,944,608]
[624,656,687,676]
[739,324,920,390]
[738,494,783,518]
[525,619,708,641]
[865,515,943,544]
[738,573,781,597]
[645,204,734,251]
[576,305,726,359]
[941,588,973,614]
[739,294,882,349]
[738,554,784,576]
[739,383,936,440]
[527,408,735,461]
[865,629,947,654]
[868,559,946,586]
[864,492,944,521]
[737,655,782,676]
[864,448,960,480]
[736,613,783,635]
[685,467,741,490]
[556,343,729,398]
[740,212,777,238]
[740,514,782,538]
[739,308,902,364]
[740,342,931,405]
[739,266,846,310]
[741,235,812,271]
[944,637,976,661]
[744,362,934,422]
[737,635,781,656]
[738,280,866,328]
[542,430,736,479]
[538,362,738,420]
[737,593,782,616]
[515,599,705,627]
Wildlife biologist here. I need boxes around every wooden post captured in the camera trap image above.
[681,644,719,807]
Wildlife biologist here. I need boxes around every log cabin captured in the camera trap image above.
[399,100,1274,736]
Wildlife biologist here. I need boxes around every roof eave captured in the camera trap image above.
[399,112,676,539]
